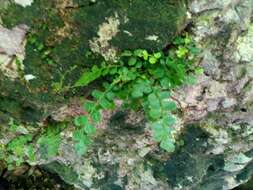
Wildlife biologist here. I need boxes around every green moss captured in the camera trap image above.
[1,1,62,28]
[73,0,187,51]
[111,0,187,50]
[0,0,187,124]
[0,0,105,123]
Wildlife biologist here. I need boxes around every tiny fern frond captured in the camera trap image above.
[72,33,201,155]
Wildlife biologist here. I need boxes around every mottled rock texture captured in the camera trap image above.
[0,0,187,124]
[0,0,253,190]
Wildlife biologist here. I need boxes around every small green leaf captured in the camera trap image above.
[151,122,164,142]
[152,67,165,78]
[158,91,171,99]
[92,90,103,99]
[134,49,144,57]
[74,140,88,156]
[100,97,114,109]
[135,61,143,68]
[91,110,101,124]
[189,46,200,55]
[149,56,157,64]
[149,109,162,120]
[85,124,97,135]
[73,129,84,141]
[163,115,176,126]
[74,66,103,87]
[195,67,204,75]
[73,130,92,156]
[109,67,118,75]
[143,50,149,60]
[131,79,152,98]
[173,36,185,45]
[106,92,115,100]
[27,145,36,161]
[37,43,44,51]
[162,101,177,111]
[176,47,188,58]
[184,35,191,44]
[160,138,175,152]
[131,88,143,98]
[128,57,137,66]
[154,52,162,59]
[121,50,132,57]
[160,78,172,89]
[148,93,160,110]
[74,116,88,127]
[83,101,96,113]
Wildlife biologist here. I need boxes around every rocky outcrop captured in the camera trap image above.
[0,0,187,124]
[0,0,253,190]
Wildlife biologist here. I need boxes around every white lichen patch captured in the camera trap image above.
[24,74,36,81]
[14,0,33,7]
[235,24,253,62]
[123,30,133,36]
[207,81,227,99]
[224,153,252,172]
[75,160,96,188]
[145,35,159,41]
[89,12,121,61]
[0,24,28,79]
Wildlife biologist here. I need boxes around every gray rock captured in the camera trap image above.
[0,24,28,79]
[0,24,28,56]
[14,0,33,7]
[0,0,253,190]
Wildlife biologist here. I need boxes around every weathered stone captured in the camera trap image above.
[235,25,253,62]
[14,0,33,7]
[0,0,187,124]
[0,24,28,79]
[0,0,253,189]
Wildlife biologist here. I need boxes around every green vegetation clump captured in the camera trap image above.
[0,120,66,169]
[0,0,200,169]
[72,34,201,155]
[0,34,201,168]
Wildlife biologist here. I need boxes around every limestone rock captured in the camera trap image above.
[0,0,253,190]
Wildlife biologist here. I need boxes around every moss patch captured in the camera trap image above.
[0,0,187,123]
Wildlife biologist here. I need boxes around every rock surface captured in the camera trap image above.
[14,0,34,7]
[0,0,187,124]
[0,0,253,190]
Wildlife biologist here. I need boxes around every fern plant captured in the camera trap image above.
[0,34,201,169]
[73,34,201,155]
[1,120,65,169]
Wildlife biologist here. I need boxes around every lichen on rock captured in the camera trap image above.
[0,0,253,189]
[89,12,121,61]
[14,0,33,7]
[0,24,28,79]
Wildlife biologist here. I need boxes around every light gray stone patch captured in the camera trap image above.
[145,35,160,42]
[14,0,33,7]
[0,24,28,56]
[190,0,231,14]
[89,12,121,61]
[201,49,221,78]
[0,24,28,79]
[235,25,253,62]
